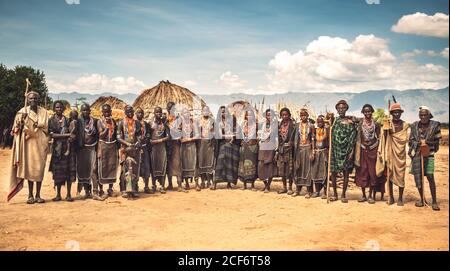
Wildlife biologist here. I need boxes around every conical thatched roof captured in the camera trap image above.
[91,96,127,111]
[133,80,206,119]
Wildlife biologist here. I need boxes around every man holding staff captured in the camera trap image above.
[377,102,409,206]
[409,106,441,211]
[8,86,49,204]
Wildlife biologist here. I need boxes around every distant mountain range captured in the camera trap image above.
[49,87,449,123]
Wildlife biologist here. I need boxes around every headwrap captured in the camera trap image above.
[419,105,433,119]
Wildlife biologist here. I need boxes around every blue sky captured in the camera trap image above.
[0,0,448,94]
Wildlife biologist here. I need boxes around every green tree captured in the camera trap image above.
[0,64,52,131]
[373,108,387,125]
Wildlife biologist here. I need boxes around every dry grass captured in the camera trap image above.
[133,80,206,119]
[91,96,127,111]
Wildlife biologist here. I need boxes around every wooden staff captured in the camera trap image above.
[14,78,31,165]
[420,145,429,207]
[326,114,334,204]
[25,78,31,102]
[383,100,391,203]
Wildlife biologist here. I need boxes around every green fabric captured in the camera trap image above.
[330,117,357,173]
[410,156,435,175]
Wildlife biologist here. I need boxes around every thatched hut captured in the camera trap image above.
[91,96,127,111]
[133,80,206,119]
[90,96,127,121]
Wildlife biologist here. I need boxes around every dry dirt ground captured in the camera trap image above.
[0,147,448,251]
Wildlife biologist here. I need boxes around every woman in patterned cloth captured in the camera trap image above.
[197,106,216,189]
[276,107,296,195]
[292,108,315,198]
[354,104,384,204]
[311,115,330,198]
[257,108,278,193]
[48,101,76,202]
[213,106,241,190]
[238,108,259,190]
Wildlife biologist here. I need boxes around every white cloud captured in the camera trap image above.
[426,50,439,57]
[47,73,146,94]
[267,35,449,93]
[401,49,424,58]
[401,48,447,58]
[183,80,197,87]
[441,48,449,59]
[218,71,246,89]
[391,12,449,38]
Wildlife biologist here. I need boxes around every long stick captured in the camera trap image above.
[25,78,30,106]
[420,153,428,207]
[326,117,334,204]
[384,128,390,201]
[14,78,31,165]
[136,146,142,190]
[385,99,391,202]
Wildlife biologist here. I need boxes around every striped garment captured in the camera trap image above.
[239,143,258,182]
[330,117,357,173]
[214,140,240,184]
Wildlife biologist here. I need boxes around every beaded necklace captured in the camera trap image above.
[316,127,326,142]
[300,122,309,144]
[362,118,375,141]
[154,120,165,138]
[124,117,135,140]
[102,117,115,141]
[280,120,289,141]
[84,117,95,136]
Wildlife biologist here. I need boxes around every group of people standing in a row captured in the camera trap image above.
[7,91,442,211]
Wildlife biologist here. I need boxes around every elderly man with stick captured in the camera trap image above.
[408,106,441,211]
[8,82,49,204]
